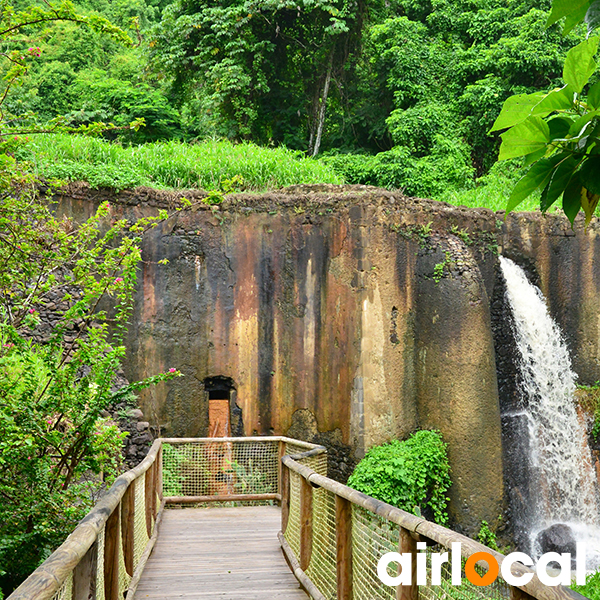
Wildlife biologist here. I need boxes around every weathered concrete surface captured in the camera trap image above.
[54,183,600,535]
[501,213,600,385]
[415,235,503,533]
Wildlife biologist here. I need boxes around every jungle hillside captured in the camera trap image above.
[7,0,591,211]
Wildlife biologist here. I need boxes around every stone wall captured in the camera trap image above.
[53,183,600,536]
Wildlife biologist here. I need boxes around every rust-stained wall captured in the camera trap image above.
[55,183,600,535]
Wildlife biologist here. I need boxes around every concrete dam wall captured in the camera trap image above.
[56,183,600,537]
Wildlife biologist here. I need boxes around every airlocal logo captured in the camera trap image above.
[377,542,587,587]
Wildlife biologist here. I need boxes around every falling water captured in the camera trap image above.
[499,256,600,565]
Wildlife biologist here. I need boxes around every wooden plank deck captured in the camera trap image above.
[133,506,308,600]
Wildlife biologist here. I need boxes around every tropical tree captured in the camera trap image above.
[150,0,370,154]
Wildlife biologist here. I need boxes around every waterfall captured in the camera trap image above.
[499,256,600,566]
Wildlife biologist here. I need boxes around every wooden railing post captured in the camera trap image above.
[121,480,135,577]
[72,540,97,600]
[299,477,313,571]
[335,495,353,600]
[145,460,155,537]
[152,456,159,520]
[397,527,417,600]
[278,440,285,500]
[281,462,290,534]
[157,444,163,501]
[104,504,120,600]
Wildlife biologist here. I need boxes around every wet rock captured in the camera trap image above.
[127,408,144,421]
[536,524,577,555]
[136,421,150,431]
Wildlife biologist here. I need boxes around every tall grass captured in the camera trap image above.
[436,161,541,213]
[18,134,545,214]
[17,134,343,191]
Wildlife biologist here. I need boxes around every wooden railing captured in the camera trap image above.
[280,453,588,600]
[7,436,325,600]
[7,437,587,600]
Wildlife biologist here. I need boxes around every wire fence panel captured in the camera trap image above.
[352,504,399,600]
[305,488,338,600]
[49,573,71,600]
[95,526,105,600]
[420,545,511,600]
[283,442,328,477]
[285,469,303,560]
[162,439,280,503]
[133,474,150,568]
[118,520,132,597]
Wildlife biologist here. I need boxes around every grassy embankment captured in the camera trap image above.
[18,134,342,192]
[19,134,539,212]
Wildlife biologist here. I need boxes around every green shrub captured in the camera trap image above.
[572,568,600,600]
[477,520,499,551]
[438,160,541,212]
[322,137,474,199]
[347,430,451,524]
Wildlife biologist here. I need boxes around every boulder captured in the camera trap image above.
[127,408,144,421]
[536,524,577,555]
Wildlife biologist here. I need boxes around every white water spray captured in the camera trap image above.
[499,256,600,565]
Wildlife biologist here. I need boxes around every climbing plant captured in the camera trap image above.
[347,430,452,524]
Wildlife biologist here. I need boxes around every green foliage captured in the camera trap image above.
[0,181,181,592]
[494,0,600,224]
[149,0,367,151]
[433,251,452,283]
[66,71,183,143]
[477,520,500,551]
[347,430,452,524]
[572,567,600,600]
[18,134,343,191]
[229,460,272,496]
[440,160,542,212]
[161,445,184,496]
[321,136,474,198]
[350,0,578,187]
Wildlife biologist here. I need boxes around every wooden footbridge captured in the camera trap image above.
[9,437,586,600]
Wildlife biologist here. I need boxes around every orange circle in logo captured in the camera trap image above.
[464,552,499,587]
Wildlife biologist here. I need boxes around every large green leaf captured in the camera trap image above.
[499,117,550,160]
[586,0,600,36]
[565,2,593,34]
[491,88,574,133]
[532,87,575,116]
[540,155,580,212]
[563,37,599,93]
[548,0,591,27]
[506,155,566,213]
[562,174,583,225]
[523,148,548,166]
[548,116,574,140]
[589,80,600,109]
[568,110,600,136]
[579,155,600,194]
[490,93,545,132]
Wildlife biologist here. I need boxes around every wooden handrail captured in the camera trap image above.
[161,436,327,452]
[7,436,325,600]
[281,455,588,600]
[9,440,162,600]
